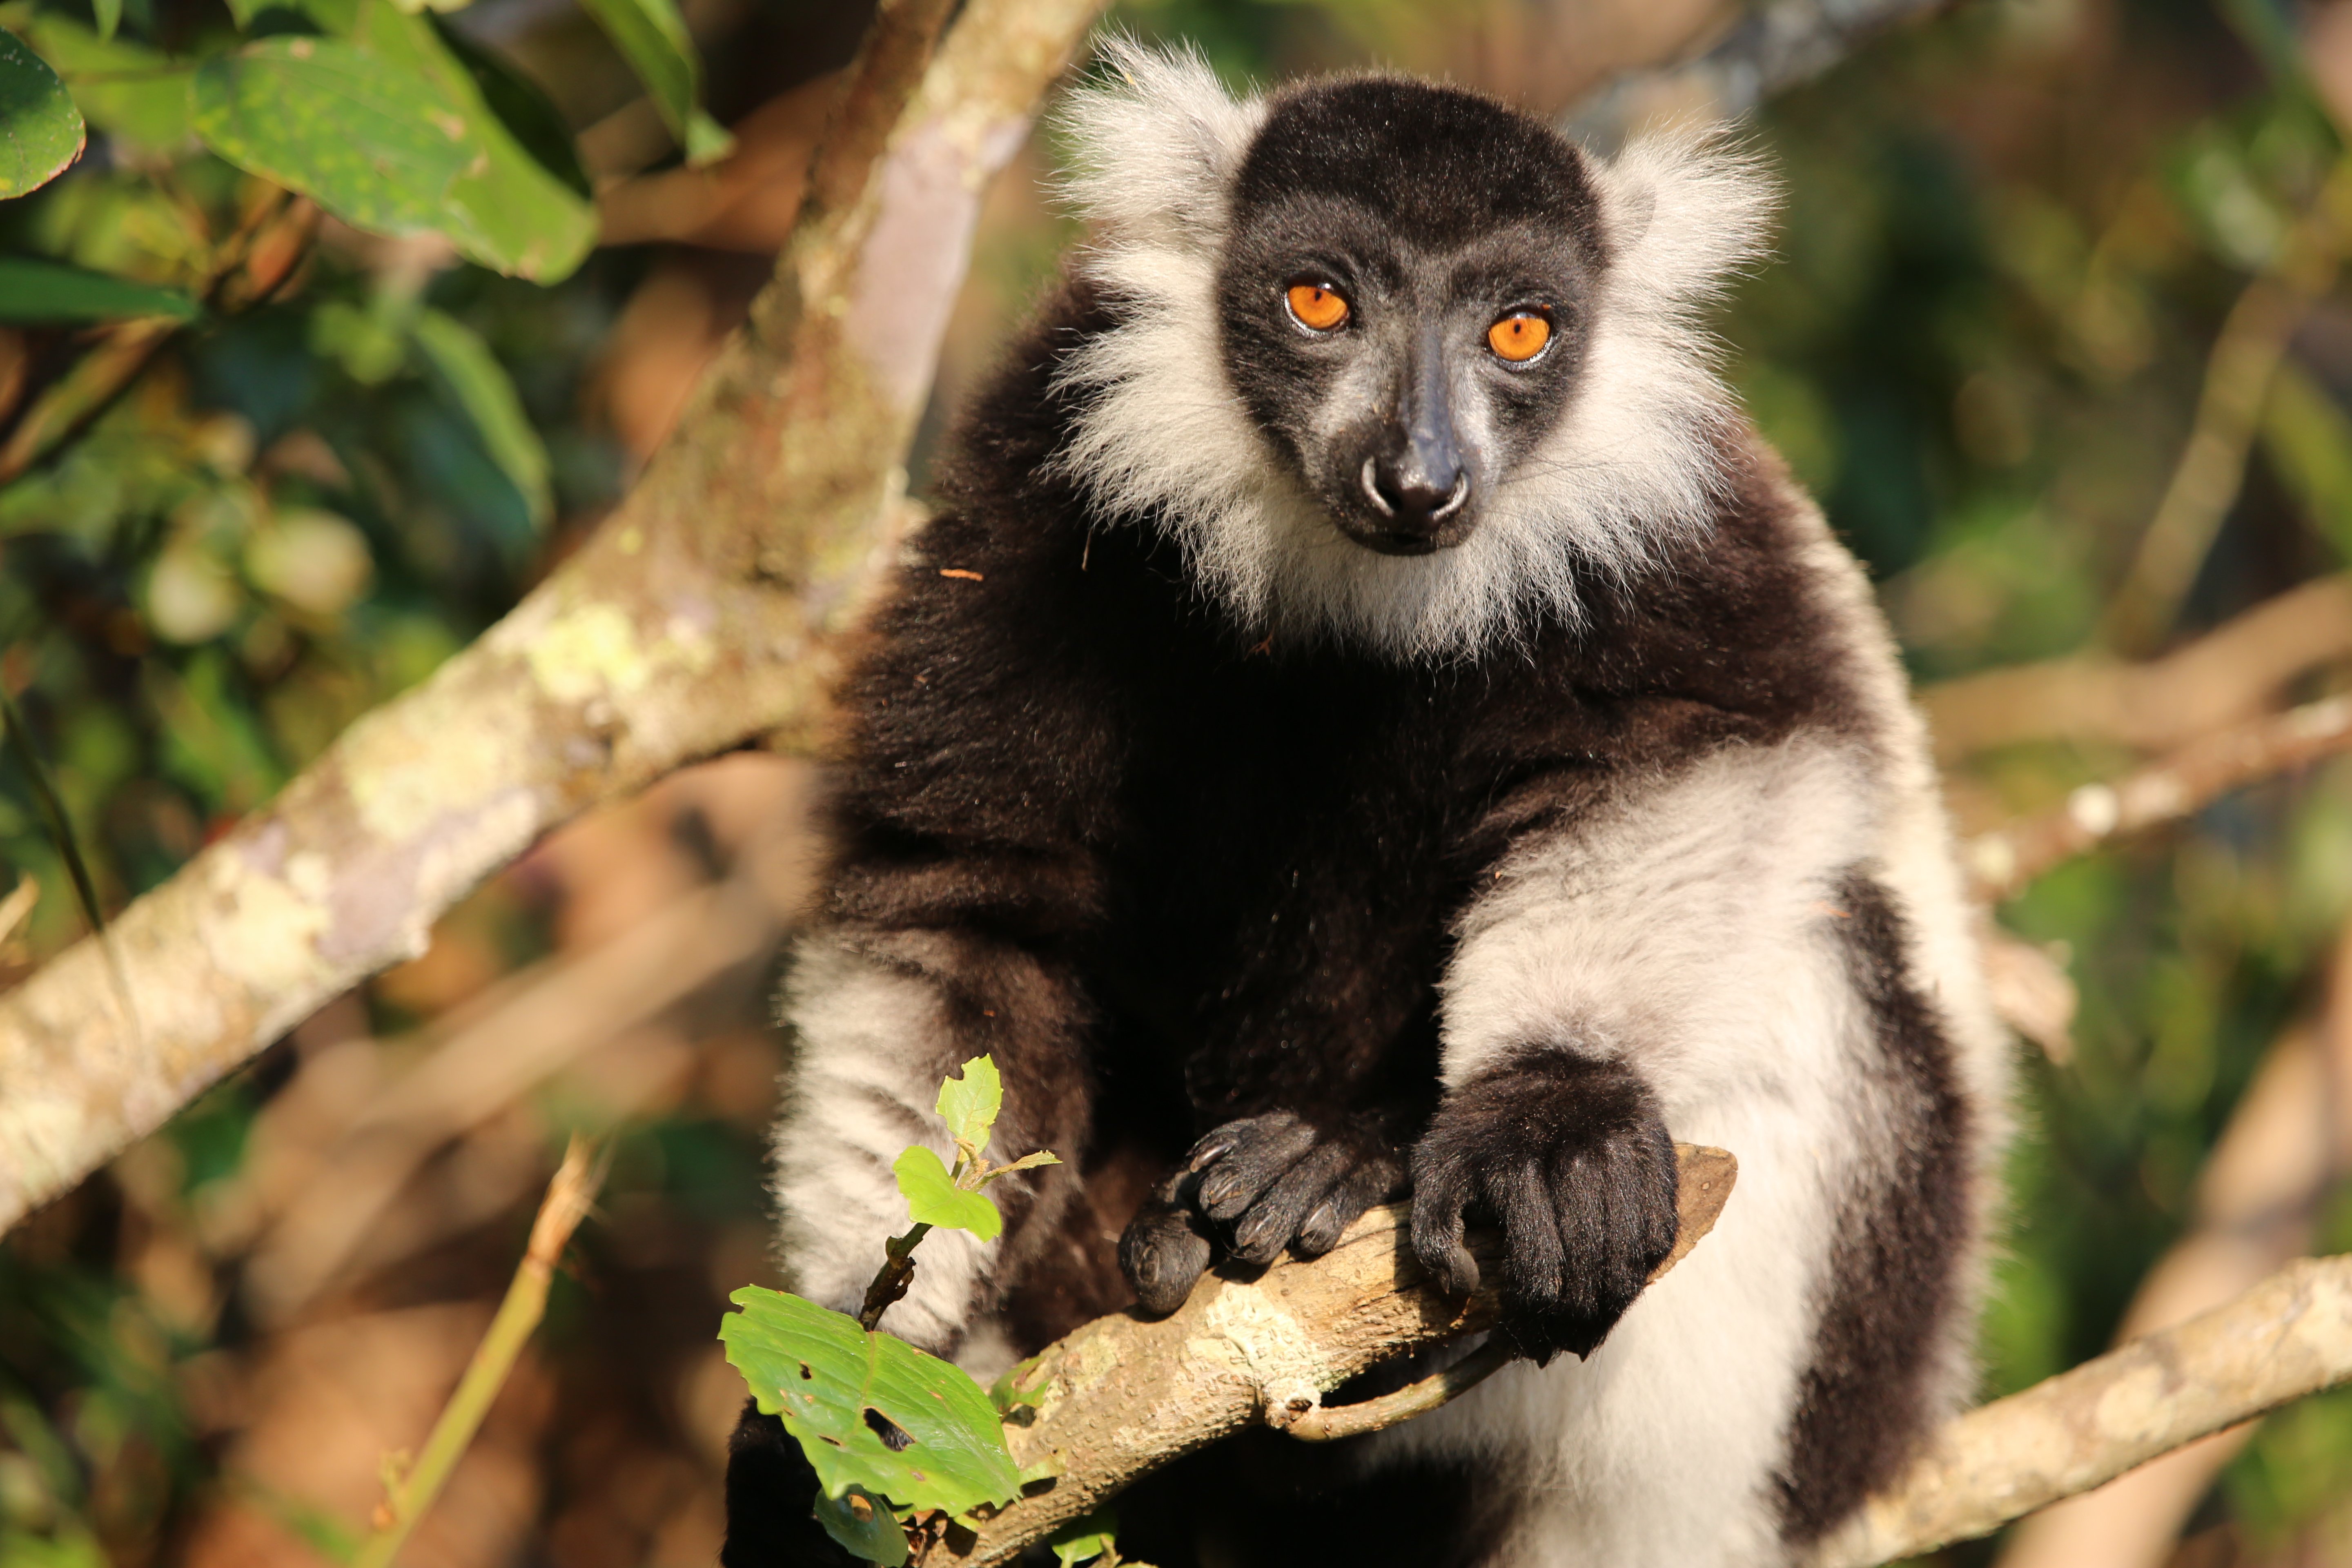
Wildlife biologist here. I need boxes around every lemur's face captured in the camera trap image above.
[1215,80,1607,557]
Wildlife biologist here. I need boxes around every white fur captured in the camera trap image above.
[1373,731,1979,1565]
[1049,45,1777,659]
[769,933,992,1351]
[1376,495,2011,1565]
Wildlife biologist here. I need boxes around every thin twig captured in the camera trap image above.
[2101,155,2352,655]
[350,1135,606,1568]
[1965,693,2352,901]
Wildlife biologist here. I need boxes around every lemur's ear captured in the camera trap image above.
[1588,126,1780,324]
[1056,36,1267,250]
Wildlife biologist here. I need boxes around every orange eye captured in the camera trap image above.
[1488,312,1551,362]
[1286,283,1350,332]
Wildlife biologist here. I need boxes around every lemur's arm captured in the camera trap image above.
[1414,735,1890,1361]
[771,507,1126,1355]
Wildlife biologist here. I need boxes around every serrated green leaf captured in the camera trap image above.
[19,21,192,157]
[813,1486,908,1566]
[574,0,728,165]
[192,38,470,234]
[1048,1508,1119,1568]
[719,1287,1022,1519]
[0,256,197,323]
[893,1146,1002,1241]
[0,26,86,199]
[411,307,552,527]
[936,1056,1002,1152]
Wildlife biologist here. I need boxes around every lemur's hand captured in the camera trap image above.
[1410,1053,1679,1364]
[1119,1110,1407,1315]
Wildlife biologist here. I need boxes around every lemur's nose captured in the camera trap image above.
[1365,454,1470,532]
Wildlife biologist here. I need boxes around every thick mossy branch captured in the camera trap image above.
[0,0,1108,1236]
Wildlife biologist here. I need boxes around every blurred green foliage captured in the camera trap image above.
[2,0,2352,1560]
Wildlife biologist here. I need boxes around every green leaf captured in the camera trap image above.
[893,1147,1002,1241]
[18,21,192,156]
[2261,359,2352,566]
[429,16,588,196]
[989,1354,1051,1416]
[573,0,730,165]
[0,25,86,199]
[0,687,107,941]
[334,3,591,279]
[1048,1508,1119,1568]
[813,1486,909,1566]
[411,308,552,527]
[720,1287,1022,1519]
[192,37,471,234]
[935,1056,1003,1153]
[90,0,118,42]
[0,256,197,323]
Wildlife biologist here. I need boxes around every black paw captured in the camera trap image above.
[1409,1054,1678,1364]
[1118,1111,1408,1315]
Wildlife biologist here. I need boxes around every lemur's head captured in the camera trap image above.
[1052,44,1777,659]
[1214,79,1605,559]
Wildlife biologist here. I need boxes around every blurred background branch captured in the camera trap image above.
[0,0,1102,1239]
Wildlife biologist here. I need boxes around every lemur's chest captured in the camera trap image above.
[1081,649,1512,1109]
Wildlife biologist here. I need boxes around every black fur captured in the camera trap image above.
[1410,1049,1680,1363]
[1774,875,1974,1544]
[731,72,1973,1567]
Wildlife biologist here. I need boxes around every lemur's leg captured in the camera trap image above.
[1372,737,1993,1566]
[771,918,1096,1354]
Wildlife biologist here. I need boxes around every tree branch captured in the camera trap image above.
[918,1145,1739,1566]
[1964,692,2352,901]
[1920,572,2352,762]
[2100,155,2352,655]
[1813,1253,2352,1567]
[0,0,1107,1238]
[883,1145,2350,1568]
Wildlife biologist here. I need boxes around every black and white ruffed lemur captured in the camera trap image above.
[725,42,2010,1568]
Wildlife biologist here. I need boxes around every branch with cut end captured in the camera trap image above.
[0,0,1109,1239]
[914,1145,1738,1566]
[1965,693,2352,901]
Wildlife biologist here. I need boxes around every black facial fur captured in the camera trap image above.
[1216,79,1605,555]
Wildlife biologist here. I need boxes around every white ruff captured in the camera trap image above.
[1049,42,1780,660]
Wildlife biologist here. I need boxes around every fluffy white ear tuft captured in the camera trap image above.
[1054,36,1267,249]
[1589,126,1780,322]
